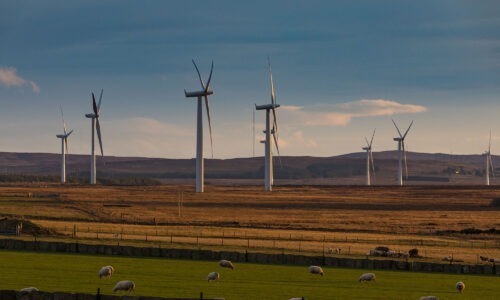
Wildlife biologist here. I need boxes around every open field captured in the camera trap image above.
[0,250,498,299]
[0,184,499,263]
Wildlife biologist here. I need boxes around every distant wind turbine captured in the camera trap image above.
[184,60,214,193]
[56,106,73,184]
[362,129,376,186]
[392,119,413,186]
[85,89,104,185]
[256,59,281,191]
[484,130,495,186]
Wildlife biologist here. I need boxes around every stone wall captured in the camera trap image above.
[0,290,223,300]
[0,238,497,276]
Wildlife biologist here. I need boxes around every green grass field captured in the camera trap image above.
[0,250,498,300]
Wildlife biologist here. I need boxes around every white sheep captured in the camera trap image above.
[218,259,234,269]
[419,296,438,300]
[19,287,38,294]
[456,281,465,293]
[207,271,220,282]
[98,265,115,279]
[113,280,135,293]
[308,265,324,276]
[358,272,376,282]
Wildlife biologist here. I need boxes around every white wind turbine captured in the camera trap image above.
[484,130,495,186]
[56,106,73,184]
[184,60,214,193]
[256,59,281,191]
[85,89,104,185]
[362,129,375,186]
[392,119,413,186]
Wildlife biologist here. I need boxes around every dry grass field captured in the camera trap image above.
[0,184,499,264]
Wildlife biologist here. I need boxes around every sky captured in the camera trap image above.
[1,0,500,159]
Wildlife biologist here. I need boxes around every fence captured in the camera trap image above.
[41,222,500,264]
[0,238,498,276]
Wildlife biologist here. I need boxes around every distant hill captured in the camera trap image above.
[0,151,495,185]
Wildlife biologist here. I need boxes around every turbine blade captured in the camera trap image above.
[192,59,206,90]
[403,142,408,179]
[489,129,492,153]
[490,154,495,177]
[370,150,375,174]
[65,137,69,155]
[365,136,370,148]
[97,89,103,113]
[66,129,74,137]
[272,129,282,167]
[269,58,276,105]
[59,105,67,135]
[204,96,214,158]
[205,61,214,92]
[92,92,98,115]
[272,107,278,140]
[392,118,403,138]
[402,120,414,139]
[96,118,104,157]
[370,128,376,147]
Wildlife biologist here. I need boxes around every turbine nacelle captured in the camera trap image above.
[393,137,403,142]
[255,103,280,110]
[184,89,214,98]
[85,113,97,118]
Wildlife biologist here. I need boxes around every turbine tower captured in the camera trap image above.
[392,119,413,186]
[85,89,104,185]
[256,59,281,191]
[184,60,214,193]
[484,130,495,186]
[362,129,375,186]
[56,106,73,184]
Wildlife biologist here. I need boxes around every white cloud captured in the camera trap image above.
[0,67,40,93]
[283,99,427,126]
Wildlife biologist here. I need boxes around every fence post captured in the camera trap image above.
[200,292,203,299]
[96,288,101,300]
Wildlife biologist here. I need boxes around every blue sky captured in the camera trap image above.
[1,0,499,158]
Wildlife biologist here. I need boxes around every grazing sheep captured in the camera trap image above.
[207,271,220,282]
[219,259,234,269]
[98,265,115,279]
[419,296,438,300]
[308,265,324,276]
[113,280,135,293]
[456,281,465,293]
[358,273,376,282]
[19,287,38,294]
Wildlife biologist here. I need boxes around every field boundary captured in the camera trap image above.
[0,289,223,300]
[0,238,498,276]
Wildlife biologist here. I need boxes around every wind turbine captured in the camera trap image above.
[256,59,281,191]
[392,119,413,186]
[184,60,214,193]
[85,89,104,185]
[362,129,375,186]
[56,106,73,184]
[484,130,495,186]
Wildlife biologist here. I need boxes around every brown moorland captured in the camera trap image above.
[0,184,499,263]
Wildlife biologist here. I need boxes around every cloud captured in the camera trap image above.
[283,99,427,126]
[0,67,40,93]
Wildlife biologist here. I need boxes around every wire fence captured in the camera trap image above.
[42,223,500,264]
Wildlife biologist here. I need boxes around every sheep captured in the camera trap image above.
[19,287,38,294]
[308,265,324,276]
[113,280,135,293]
[358,272,376,282]
[98,265,115,279]
[207,271,220,282]
[456,281,465,293]
[419,296,438,300]
[480,255,489,262]
[218,259,234,269]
